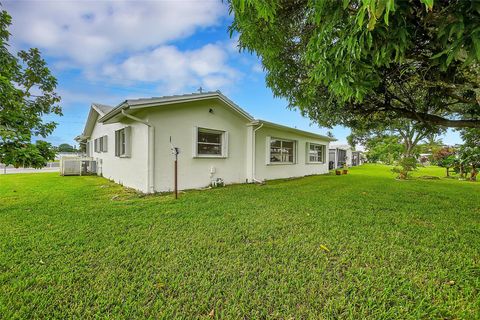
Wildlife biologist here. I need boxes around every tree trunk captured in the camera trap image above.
[404,141,413,158]
[471,165,477,181]
[446,167,449,177]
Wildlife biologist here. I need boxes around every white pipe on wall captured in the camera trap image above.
[251,122,264,183]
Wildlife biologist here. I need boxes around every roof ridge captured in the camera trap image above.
[125,91,220,103]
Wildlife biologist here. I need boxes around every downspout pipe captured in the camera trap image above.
[251,122,264,183]
[121,110,155,193]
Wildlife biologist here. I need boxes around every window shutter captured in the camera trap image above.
[193,126,198,157]
[86,141,90,156]
[292,140,296,164]
[103,135,108,152]
[306,142,310,163]
[223,131,229,157]
[265,136,271,164]
[115,131,120,157]
[124,126,132,157]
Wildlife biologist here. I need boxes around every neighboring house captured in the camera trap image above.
[329,144,364,169]
[75,91,335,193]
[351,151,365,166]
[418,153,432,165]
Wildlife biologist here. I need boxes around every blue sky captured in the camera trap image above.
[3,0,461,148]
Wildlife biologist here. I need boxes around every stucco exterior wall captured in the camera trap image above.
[84,98,332,193]
[253,126,330,181]
[330,145,354,168]
[141,100,250,192]
[88,117,149,192]
[345,148,353,167]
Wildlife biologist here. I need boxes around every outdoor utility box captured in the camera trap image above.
[60,157,97,176]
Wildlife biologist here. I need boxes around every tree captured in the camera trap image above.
[0,8,61,168]
[349,118,445,157]
[392,156,418,179]
[458,128,480,181]
[417,135,444,155]
[229,0,480,129]
[1,140,56,168]
[432,146,457,177]
[57,143,76,153]
[348,117,444,178]
[362,135,403,164]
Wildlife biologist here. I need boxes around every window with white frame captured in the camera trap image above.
[195,127,227,157]
[307,143,326,163]
[115,127,131,157]
[269,138,296,163]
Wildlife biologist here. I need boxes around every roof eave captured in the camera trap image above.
[98,101,129,123]
[99,92,254,123]
[253,120,336,141]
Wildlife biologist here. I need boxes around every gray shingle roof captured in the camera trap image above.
[92,103,114,115]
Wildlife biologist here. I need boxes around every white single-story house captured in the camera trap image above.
[351,151,365,166]
[328,144,364,169]
[75,91,335,193]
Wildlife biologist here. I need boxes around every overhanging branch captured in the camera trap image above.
[389,107,480,128]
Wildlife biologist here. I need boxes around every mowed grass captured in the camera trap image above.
[0,165,479,319]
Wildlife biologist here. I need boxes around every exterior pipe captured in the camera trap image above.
[121,110,155,193]
[251,122,264,183]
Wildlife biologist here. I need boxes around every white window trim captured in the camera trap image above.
[193,126,228,158]
[306,142,326,164]
[267,136,297,165]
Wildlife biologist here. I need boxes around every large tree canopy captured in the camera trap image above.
[348,117,445,157]
[229,0,480,129]
[0,9,61,168]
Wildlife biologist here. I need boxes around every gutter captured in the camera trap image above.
[251,122,264,183]
[121,110,155,193]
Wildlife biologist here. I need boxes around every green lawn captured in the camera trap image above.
[1,165,479,319]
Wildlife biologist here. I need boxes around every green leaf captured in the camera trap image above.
[421,0,434,10]
[367,16,377,30]
[472,34,480,61]
[357,7,366,26]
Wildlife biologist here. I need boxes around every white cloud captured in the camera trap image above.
[101,43,241,94]
[3,0,227,66]
[3,1,246,95]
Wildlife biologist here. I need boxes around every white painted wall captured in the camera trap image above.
[330,144,354,167]
[88,116,149,192]
[85,99,331,192]
[141,99,249,192]
[253,126,330,181]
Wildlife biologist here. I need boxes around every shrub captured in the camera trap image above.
[392,157,418,180]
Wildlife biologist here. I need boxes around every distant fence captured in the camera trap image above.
[0,162,60,169]
[1,162,60,174]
